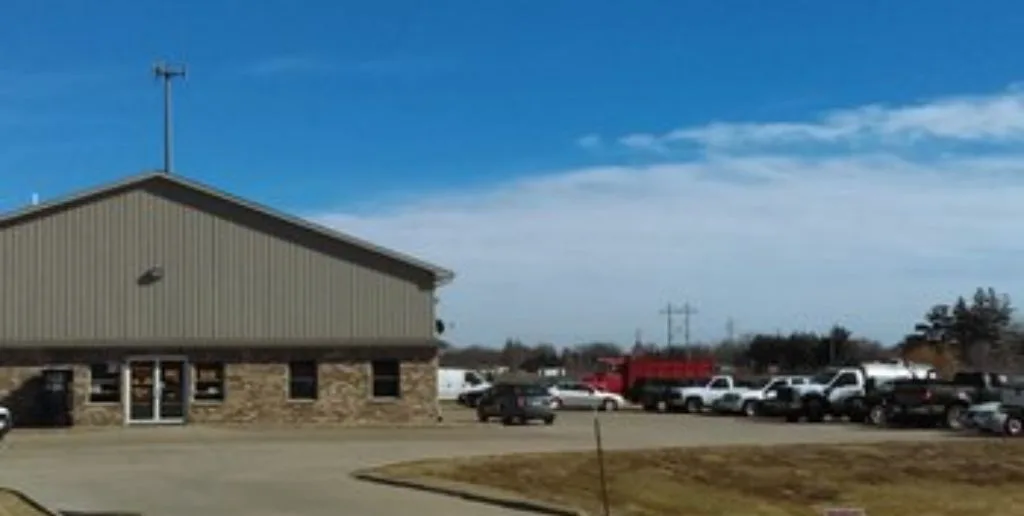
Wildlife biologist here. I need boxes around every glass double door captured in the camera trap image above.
[127,358,187,424]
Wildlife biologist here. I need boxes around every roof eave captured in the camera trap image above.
[0,171,457,285]
[434,270,455,287]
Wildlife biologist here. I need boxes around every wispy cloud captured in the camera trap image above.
[0,69,115,100]
[240,55,452,78]
[241,56,337,77]
[312,85,1024,346]
[575,134,603,150]
[613,86,1024,152]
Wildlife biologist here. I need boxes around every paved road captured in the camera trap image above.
[0,409,955,516]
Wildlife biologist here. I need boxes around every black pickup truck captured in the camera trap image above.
[886,371,1009,428]
[634,378,705,412]
[844,377,917,425]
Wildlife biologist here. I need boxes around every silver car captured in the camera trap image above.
[549,381,626,411]
[961,401,1006,433]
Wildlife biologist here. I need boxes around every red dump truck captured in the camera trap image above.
[582,355,715,397]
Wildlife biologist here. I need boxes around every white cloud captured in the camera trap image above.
[575,134,603,150]
[311,87,1024,347]
[622,86,1024,151]
[618,133,668,153]
[241,55,450,78]
[242,56,336,77]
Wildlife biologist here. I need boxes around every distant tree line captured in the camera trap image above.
[439,287,1024,376]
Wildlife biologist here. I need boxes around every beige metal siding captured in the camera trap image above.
[0,184,435,343]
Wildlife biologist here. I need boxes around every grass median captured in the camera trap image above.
[370,439,1024,516]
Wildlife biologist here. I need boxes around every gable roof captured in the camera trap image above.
[0,171,454,286]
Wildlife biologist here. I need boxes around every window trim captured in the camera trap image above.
[832,372,859,387]
[709,378,730,389]
[369,359,402,400]
[287,361,319,401]
[192,362,226,404]
[88,362,122,405]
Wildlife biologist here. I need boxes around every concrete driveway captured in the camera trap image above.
[0,409,954,516]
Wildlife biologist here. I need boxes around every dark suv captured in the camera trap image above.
[476,382,556,426]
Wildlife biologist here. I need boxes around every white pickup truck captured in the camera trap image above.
[712,375,810,416]
[669,375,743,413]
[770,360,936,423]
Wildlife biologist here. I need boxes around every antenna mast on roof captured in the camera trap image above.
[153,60,187,174]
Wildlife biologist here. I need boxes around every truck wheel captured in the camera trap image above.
[656,400,668,413]
[784,413,800,423]
[1005,415,1023,436]
[846,398,865,422]
[501,415,516,426]
[944,404,966,430]
[477,411,488,423]
[805,398,825,423]
[684,398,702,413]
[868,405,887,427]
[741,401,757,417]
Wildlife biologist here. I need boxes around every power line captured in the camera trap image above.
[659,303,684,348]
[681,302,698,349]
[153,61,187,174]
[659,302,698,349]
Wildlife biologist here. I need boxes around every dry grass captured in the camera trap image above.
[0,490,51,516]
[372,440,1024,516]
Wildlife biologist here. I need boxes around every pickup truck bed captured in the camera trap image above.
[887,372,1007,428]
[844,378,913,425]
[637,378,703,412]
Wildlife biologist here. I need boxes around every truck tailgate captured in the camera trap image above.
[892,383,934,405]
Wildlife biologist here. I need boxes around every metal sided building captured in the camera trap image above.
[0,172,453,426]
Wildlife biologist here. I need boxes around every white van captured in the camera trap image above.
[438,368,489,401]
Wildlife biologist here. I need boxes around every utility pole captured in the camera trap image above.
[681,302,698,349]
[726,317,736,343]
[659,303,685,348]
[153,60,187,174]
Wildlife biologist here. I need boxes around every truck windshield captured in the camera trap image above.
[592,357,624,374]
[951,372,985,386]
[810,369,838,384]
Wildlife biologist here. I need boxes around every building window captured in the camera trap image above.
[288,361,318,400]
[89,363,121,403]
[193,363,225,402]
[371,360,401,398]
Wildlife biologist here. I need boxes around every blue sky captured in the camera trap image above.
[4,1,1024,346]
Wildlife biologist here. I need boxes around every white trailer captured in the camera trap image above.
[437,368,489,401]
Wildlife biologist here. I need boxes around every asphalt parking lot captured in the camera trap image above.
[0,408,956,516]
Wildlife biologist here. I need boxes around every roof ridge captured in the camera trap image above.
[0,171,454,286]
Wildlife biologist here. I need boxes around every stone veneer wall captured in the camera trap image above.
[0,349,124,426]
[187,347,440,425]
[0,346,439,427]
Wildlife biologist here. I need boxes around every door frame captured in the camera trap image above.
[123,355,189,426]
